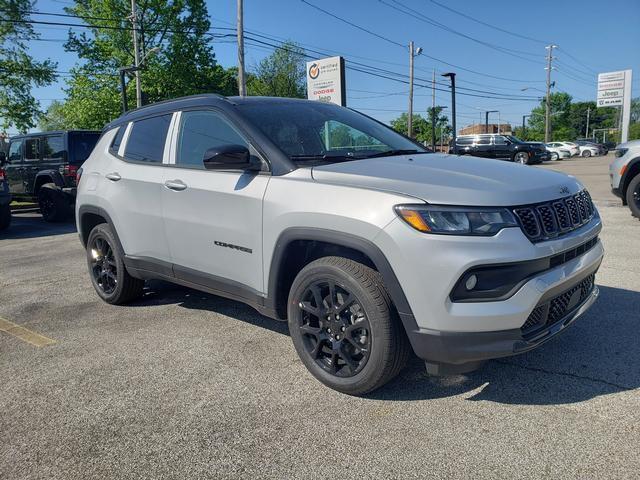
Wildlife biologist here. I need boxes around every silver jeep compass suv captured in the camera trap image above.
[76,95,603,395]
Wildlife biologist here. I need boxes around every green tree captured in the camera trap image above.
[0,0,58,132]
[246,41,306,98]
[59,0,236,129]
[390,108,451,144]
[38,100,69,131]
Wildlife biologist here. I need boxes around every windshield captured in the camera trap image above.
[236,101,428,164]
[505,135,524,144]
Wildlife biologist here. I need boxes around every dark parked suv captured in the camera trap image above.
[4,130,100,221]
[451,134,549,165]
[0,160,11,231]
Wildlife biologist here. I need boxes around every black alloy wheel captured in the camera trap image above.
[296,279,371,377]
[89,235,118,295]
[627,175,640,218]
[287,256,411,395]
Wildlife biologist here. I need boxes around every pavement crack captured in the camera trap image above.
[494,359,634,392]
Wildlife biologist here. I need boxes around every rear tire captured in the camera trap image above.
[0,204,11,231]
[287,256,411,395]
[626,174,640,219]
[38,184,69,222]
[86,223,144,304]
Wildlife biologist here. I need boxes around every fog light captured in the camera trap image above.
[465,274,478,290]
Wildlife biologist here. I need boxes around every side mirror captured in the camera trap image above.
[0,151,6,166]
[202,144,254,171]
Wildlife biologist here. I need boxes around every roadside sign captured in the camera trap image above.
[306,56,346,106]
[596,69,633,142]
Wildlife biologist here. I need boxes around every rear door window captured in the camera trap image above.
[43,135,65,160]
[124,115,172,163]
[477,136,491,145]
[8,139,23,162]
[24,138,40,160]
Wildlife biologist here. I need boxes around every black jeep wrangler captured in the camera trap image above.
[4,131,100,222]
[0,159,10,231]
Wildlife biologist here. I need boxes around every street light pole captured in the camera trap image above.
[431,69,436,150]
[485,110,498,134]
[522,114,531,140]
[441,72,456,153]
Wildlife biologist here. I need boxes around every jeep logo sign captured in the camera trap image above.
[306,56,346,106]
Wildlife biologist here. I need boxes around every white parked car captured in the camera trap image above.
[577,144,599,157]
[545,144,572,161]
[547,142,580,157]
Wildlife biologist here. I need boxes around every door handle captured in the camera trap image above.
[105,172,121,181]
[164,180,187,191]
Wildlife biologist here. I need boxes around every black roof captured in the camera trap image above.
[103,94,326,130]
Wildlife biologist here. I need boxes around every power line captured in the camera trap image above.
[427,0,548,45]
[377,0,544,65]
[299,0,406,48]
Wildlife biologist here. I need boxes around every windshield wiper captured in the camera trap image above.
[289,153,360,163]
[357,149,429,159]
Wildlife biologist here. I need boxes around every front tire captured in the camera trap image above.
[550,152,559,161]
[38,184,69,222]
[86,223,144,304]
[0,204,11,231]
[513,151,530,165]
[582,150,592,158]
[287,256,411,395]
[626,174,640,219]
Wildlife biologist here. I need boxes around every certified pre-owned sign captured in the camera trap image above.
[596,70,630,107]
[306,56,346,106]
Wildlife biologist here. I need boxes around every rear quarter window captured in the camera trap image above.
[69,132,100,163]
[124,115,172,163]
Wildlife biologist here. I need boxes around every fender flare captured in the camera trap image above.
[77,205,125,254]
[33,170,65,194]
[265,227,418,332]
[621,156,640,203]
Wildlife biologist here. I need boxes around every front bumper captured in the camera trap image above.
[407,267,600,365]
[376,212,603,365]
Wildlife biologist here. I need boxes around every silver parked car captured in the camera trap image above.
[610,139,640,218]
[76,95,603,395]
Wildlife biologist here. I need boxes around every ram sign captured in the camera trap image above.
[306,56,346,106]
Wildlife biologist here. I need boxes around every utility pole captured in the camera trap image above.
[408,41,414,138]
[441,72,456,153]
[544,44,557,143]
[237,0,246,96]
[431,69,436,150]
[585,107,590,138]
[522,114,531,140]
[130,0,142,108]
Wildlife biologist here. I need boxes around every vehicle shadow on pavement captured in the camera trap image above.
[0,214,77,239]
[369,285,640,405]
[131,281,639,406]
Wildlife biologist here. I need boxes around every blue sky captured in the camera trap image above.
[21,0,640,134]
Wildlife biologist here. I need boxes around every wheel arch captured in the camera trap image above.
[77,205,125,254]
[33,170,64,195]
[266,227,417,331]
[621,157,640,206]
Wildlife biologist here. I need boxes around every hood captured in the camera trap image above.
[311,153,583,206]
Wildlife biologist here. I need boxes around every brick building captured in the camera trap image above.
[459,123,512,135]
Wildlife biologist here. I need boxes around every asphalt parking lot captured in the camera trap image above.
[1,153,639,479]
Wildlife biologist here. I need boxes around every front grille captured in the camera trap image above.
[513,190,596,242]
[521,273,596,335]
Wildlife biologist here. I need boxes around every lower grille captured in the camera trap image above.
[521,273,596,335]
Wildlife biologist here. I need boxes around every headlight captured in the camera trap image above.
[394,204,518,236]
[615,148,628,158]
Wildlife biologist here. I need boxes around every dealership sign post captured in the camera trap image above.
[306,56,346,106]
[597,69,633,142]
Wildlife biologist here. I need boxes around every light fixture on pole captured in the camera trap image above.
[407,42,422,139]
